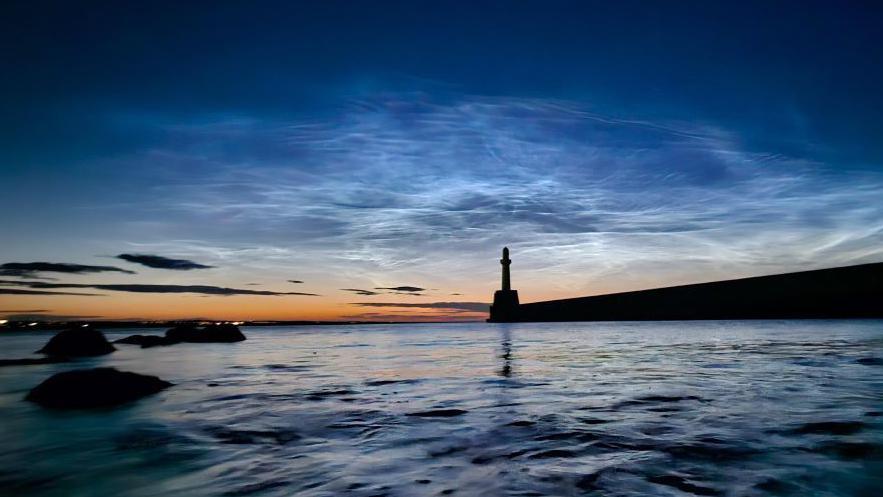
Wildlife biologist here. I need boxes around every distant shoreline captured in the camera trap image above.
[0,319,485,330]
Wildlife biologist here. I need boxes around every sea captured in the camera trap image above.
[1,320,881,497]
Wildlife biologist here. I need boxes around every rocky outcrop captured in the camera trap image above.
[165,324,245,343]
[114,334,177,348]
[115,324,246,349]
[164,325,202,342]
[114,334,150,345]
[25,367,172,408]
[189,324,246,343]
[36,327,116,357]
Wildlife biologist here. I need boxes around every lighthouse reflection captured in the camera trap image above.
[498,326,513,378]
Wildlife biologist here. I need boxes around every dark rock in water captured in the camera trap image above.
[198,324,246,343]
[115,334,176,348]
[26,368,172,408]
[164,325,202,342]
[165,324,246,343]
[117,325,246,348]
[0,357,68,368]
[115,334,150,345]
[36,327,115,357]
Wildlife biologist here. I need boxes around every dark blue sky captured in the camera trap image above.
[5,1,882,164]
[2,1,882,319]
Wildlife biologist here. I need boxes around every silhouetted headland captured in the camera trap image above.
[489,248,883,322]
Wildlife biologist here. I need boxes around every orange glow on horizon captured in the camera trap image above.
[0,292,492,322]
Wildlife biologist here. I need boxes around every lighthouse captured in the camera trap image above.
[501,246,512,291]
[488,246,520,322]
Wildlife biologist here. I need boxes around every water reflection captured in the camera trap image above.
[498,325,513,378]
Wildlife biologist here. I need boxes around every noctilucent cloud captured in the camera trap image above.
[2,1,882,320]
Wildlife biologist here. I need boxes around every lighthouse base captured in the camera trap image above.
[488,290,520,322]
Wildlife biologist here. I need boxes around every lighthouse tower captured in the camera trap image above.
[488,247,520,322]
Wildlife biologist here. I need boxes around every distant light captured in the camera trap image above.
[0,319,7,325]
[28,322,38,326]
[81,324,89,327]
[232,321,243,325]
[215,322,222,325]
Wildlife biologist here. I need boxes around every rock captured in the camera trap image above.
[115,334,149,345]
[115,334,177,348]
[164,325,201,342]
[165,324,246,343]
[25,368,172,408]
[200,324,246,343]
[36,327,115,357]
[117,325,246,348]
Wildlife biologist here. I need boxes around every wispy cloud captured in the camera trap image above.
[375,286,425,292]
[116,253,214,270]
[341,288,381,296]
[121,93,881,298]
[339,312,480,322]
[0,262,135,278]
[0,288,102,296]
[0,280,318,296]
[351,301,489,313]
[13,92,881,309]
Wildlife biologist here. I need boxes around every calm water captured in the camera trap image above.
[1,321,882,497]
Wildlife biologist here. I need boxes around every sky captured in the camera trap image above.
[2,1,883,321]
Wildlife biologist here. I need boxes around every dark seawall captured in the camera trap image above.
[513,262,883,322]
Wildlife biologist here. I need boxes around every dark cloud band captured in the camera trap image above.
[0,288,102,296]
[116,254,214,270]
[374,286,426,292]
[351,302,489,312]
[0,262,135,278]
[341,288,381,296]
[0,280,318,296]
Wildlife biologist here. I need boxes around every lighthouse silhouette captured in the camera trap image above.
[488,247,520,322]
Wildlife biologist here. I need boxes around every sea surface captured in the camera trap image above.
[1,321,882,497]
